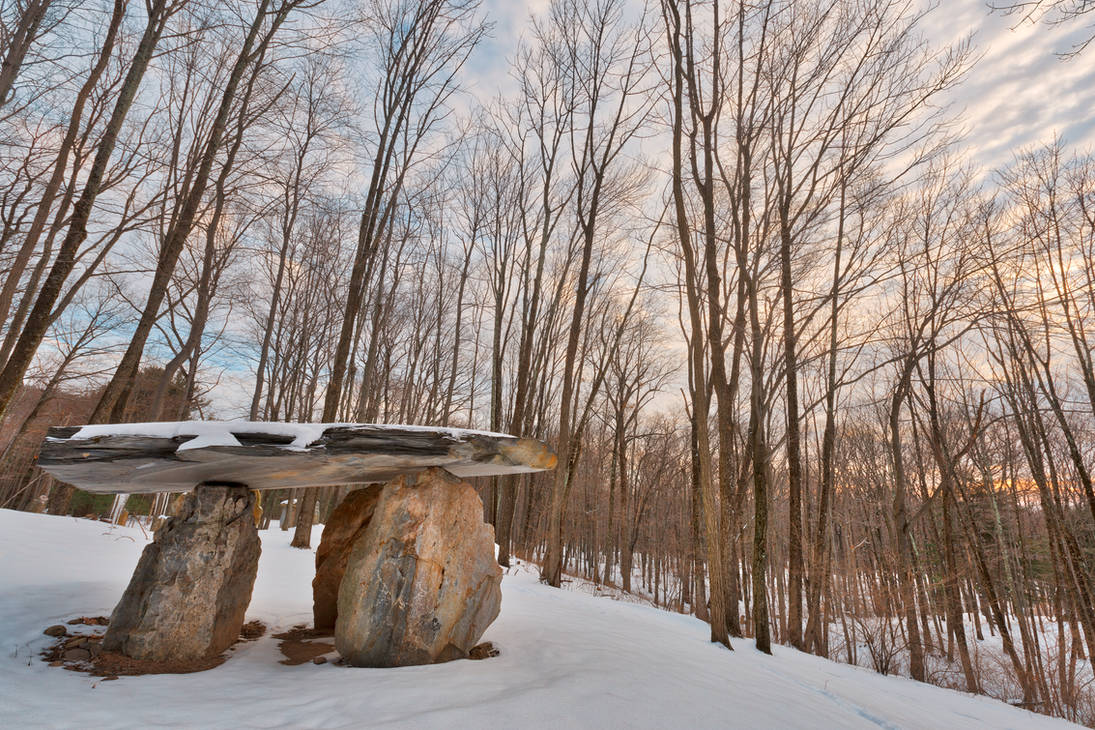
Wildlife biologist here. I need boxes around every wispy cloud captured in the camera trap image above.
[925,0,1095,169]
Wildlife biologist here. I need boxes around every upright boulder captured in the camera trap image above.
[102,484,260,662]
[335,468,502,666]
[312,485,383,630]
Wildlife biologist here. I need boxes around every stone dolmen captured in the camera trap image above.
[38,422,556,667]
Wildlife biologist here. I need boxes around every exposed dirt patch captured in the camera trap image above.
[239,620,266,641]
[469,641,499,660]
[90,643,227,677]
[273,624,336,666]
[41,617,264,677]
[68,616,110,626]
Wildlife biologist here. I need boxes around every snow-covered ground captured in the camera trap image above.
[0,509,1078,729]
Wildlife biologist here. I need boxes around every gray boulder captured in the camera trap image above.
[102,484,260,662]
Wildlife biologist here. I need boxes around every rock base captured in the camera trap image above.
[102,484,260,662]
[334,468,502,667]
[312,485,383,630]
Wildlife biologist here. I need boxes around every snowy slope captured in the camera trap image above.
[0,509,1077,729]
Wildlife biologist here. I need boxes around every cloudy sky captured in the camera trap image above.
[922,0,1095,169]
[463,0,1095,172]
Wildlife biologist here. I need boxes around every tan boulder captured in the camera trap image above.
[312,485,383,630]
[335,468,502,666]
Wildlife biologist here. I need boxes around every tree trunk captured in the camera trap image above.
[0,0,172,422]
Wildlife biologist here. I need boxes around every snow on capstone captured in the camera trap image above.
[37,422,555,493]
[62,421,513,451]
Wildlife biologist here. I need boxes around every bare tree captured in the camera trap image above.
[0,0,183,422]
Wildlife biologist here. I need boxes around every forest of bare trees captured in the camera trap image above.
[2,0,1094,724]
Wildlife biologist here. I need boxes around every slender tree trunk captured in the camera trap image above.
[0,0,172,423]
[778,210,804,650]
[890,381,925,681]
[663,0,730,648]
[0,0,50,109]
[0,0,122,342]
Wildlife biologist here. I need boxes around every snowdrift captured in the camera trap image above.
[0,509,1077,729]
